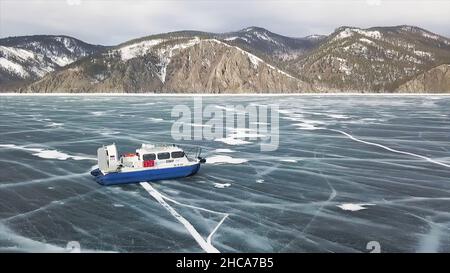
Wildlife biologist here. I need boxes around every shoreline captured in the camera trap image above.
[1,92,450,97]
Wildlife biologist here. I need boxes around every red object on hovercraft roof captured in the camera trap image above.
[123,153,136,157]
[143,160,155,168]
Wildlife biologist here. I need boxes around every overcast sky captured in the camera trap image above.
[1,0,449,45]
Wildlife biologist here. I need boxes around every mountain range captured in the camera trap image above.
[1,25,450,93]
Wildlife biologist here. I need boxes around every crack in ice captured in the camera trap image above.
[329,129,450,169]
[140,182,228,253]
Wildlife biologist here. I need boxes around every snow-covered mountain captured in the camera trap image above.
[25,34,312,93]
[287,25,450,91]
[0,35,105,89]
[4,25,450,93]
[219,27,325,62]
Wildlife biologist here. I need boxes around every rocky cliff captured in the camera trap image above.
[397,64,450,93]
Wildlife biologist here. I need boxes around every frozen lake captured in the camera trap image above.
[0,95,449,252]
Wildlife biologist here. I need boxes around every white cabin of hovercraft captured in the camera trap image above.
[97,144,191,174]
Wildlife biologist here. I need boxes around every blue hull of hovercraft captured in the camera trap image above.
[90,163,201,186]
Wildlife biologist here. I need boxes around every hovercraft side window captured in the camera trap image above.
[143,153,156,161]
[157,152,170,160]
[171,151,185,158]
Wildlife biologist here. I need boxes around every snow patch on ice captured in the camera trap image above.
[215,105,247,114]
[251,121,269,125]
[337,203,375,211]
[33,150,88,161]
[181,122,212,128]
[214,137,251,145]
[132,102,156,106]
[214,127,265,146]
[292,119,325,130]
[279,159,297,163]
[278,110,326,130]
[206,155,248,164]
[228,128,265,138]
[277,109,293,115]
[148,117,164,122]
[214,149,236,153]
[90,111,107,116]
[325,113,350,119]
[45,122,64,127]
[213,183,231,189]
[0,144,95,161]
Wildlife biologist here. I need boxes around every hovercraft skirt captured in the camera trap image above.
[91,163,200,186]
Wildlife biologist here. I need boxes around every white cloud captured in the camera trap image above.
[66,0,82,6]
[366,0,382,6]
[0,0,449,45]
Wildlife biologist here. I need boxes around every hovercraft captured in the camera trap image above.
[90,143,206,186]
